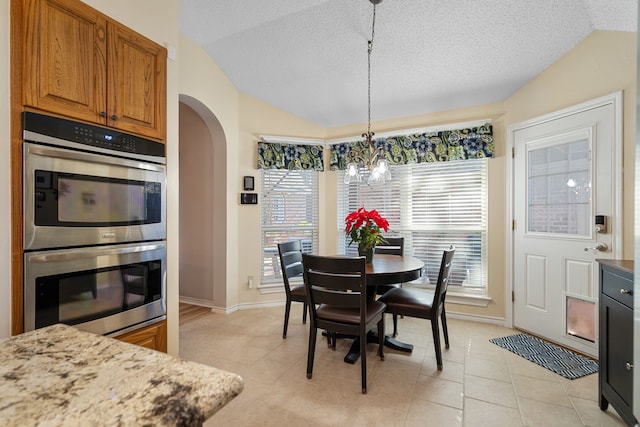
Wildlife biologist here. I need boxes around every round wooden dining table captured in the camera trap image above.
[343,254,425,364]
[365,254,424,288]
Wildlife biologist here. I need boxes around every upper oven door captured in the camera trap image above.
[24,142,166,250]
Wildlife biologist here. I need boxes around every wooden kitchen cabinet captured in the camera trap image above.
[23,0,166,140]
[113,319,167,353]
[598,259,636,426]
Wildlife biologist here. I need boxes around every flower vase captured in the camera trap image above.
[358,245,375,263]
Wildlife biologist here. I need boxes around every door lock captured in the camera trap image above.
[584,243,608,253]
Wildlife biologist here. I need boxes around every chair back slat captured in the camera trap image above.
[374,237,404,256]
[306,270,363,292]
[310,287,361,308]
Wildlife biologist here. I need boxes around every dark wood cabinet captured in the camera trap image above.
[23,0,167,140]
[598,259,636,426]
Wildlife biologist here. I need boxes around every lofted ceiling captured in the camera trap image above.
[179,0,637,128]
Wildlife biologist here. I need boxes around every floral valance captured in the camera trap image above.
[258,141,324,171]
[329,125,493,170]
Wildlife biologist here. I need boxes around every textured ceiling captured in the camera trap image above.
[179,0,637,128]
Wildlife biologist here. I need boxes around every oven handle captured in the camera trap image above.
[26,143,165,173]
[26,242,166,263]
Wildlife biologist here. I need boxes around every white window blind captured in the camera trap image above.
[261,169,318,284]
[337,159,488,292]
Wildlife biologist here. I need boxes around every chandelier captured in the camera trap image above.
[344,0,391,185]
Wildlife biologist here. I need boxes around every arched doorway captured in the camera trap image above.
[178,95,227,309]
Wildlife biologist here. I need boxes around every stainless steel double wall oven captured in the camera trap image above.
[23,112,167,336]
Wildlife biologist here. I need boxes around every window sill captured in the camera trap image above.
[445,292,492,307]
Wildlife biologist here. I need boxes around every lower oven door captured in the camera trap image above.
[24,241,166,335]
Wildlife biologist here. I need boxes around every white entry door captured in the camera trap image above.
[512,94,621,357]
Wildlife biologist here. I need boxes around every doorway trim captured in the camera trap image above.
[505,91,623,328]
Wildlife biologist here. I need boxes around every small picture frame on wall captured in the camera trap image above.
[243,176,254,191]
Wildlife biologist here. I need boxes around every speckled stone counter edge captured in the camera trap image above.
[0,324,244,426]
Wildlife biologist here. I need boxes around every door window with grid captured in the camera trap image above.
[337,159,488,293]
[261,169,318,285]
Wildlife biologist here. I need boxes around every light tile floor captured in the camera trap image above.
[179,305,626,426]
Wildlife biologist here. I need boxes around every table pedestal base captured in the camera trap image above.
[343,331,413,364]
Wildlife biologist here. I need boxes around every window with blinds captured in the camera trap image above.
[337,158,488,292]
[261,169,318,285]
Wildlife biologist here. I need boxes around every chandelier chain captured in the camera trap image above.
[366,2,377,140]
[345,0,390,185]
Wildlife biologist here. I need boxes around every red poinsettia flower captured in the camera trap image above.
[344,207,389,250]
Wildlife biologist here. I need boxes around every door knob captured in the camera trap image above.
[626,363,634,370]
[583,243,608,252]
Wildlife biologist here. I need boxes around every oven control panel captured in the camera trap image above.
[23,112,165,160]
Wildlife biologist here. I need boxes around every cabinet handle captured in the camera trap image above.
[111,114,119,121]
[620,289,633,295]
[626,363,634,370]
[99,111,107,118]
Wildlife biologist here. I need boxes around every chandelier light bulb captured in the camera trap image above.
[377,158,389,173]
[344,162,363,184]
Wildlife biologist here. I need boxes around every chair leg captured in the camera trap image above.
[377,318,385,361]
[283,300,291,339]
[392,314,398,337]
[441,306,449,349]
[307,327,317,379]
[302,303,308,324]
[360,329,367,394]
[431,317,443,370]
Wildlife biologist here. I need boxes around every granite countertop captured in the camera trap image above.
[0,324,243,426]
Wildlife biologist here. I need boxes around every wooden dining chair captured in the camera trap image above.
[379,247,455,370]
[277,240,308,339]
[302,254,386,394]
[374,237,404,336]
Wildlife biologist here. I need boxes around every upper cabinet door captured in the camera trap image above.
[23,0,107,124]
[23,0,167,141]
[107,20,167,141]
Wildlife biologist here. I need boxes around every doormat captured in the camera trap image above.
[489,333,598,380]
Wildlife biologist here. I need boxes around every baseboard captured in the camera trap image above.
[178,296,232,314]
[445,311,506,326]
[179,296,287,314]
[179,296,213,308]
